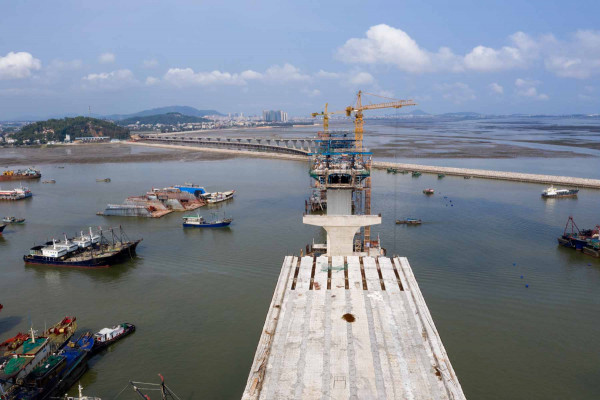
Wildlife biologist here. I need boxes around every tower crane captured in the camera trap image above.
[345,90,417,147]
[344,91,416,248]
[311,103,345,135]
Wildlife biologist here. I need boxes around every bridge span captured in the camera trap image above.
[138,133,318,156]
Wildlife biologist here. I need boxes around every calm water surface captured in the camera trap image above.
[0,152,599,399]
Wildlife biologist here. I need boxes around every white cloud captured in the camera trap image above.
[315,70,341,79]
[515,78,548,100]
[544,30,600,79]
[337,25,600,79]
[163,68,248,87]
[145,76,159,86]
[48,59,82,71]
[489,82,504,94]
[98,52,115,64]
[349,71,374,85]
[162,63,310,87]
[436,82,476,104]
[82,69,138,89]
[0,52,42,79]
[262,63,310,82]
[302,88,321,97]
[336,24,442,73]
[143,58,158,68]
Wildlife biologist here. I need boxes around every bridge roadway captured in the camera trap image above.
[139,133,317,155]
[137,134,600,188]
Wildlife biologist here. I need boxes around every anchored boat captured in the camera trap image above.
[0,168,41,182]
[0,187,32,201]
[3,216,25,224]
[0,224,6,234]
[542,185,579,198]
[23,227,141,268]
[183,213,232,228]
[557,216,600,257]
[91,323,135,354]
[204,190,235,204]
[423,188,434,195]
[396,218,422,225]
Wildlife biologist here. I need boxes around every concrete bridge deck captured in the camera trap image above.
[135,135,600,188]
[243,255,465,400]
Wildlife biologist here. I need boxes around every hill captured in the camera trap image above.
[105,106,223,120]
[14,117,129,144]
[117,112,210,126]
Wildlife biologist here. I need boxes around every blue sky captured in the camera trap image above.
[0,0,599,119]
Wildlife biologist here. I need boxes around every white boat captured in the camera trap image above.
[64,384,101,400]
[541,186,579,198]
[205,190,235,204]
[0,186,32,200]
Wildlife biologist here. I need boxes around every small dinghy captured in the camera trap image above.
[2,216,25,224]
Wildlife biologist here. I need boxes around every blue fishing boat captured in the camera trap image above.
[183,213,232,228]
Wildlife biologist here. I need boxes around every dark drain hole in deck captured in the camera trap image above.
[342,313,356,323]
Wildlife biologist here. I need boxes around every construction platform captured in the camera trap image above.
[243,255,466,400]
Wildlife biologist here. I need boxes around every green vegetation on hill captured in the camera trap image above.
[117,112,210,126]
[14,117,130,144]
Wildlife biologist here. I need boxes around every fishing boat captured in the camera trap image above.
[423,188,434,195]
[10,333,93,400]
[23,227,141,268]
[96,178,111,182]
[183,213,232,228]
[0,168,41,182]
[396,218,422,225]
[64,384,101,400]
[386,167,398,174]
[91,323,135,354]
[542,185,579,198]
[411,171,421,177]
[0,224,6,234]
[464,176,471,179]
[0,187,32,201]
[438,174,445,178]
[205,190,235,204]
[3,216,25,224]
[0,328,53,396]
[557,216,600,256]
[129,375,178,400]
[42,179,56,184]
[45,316,78,350]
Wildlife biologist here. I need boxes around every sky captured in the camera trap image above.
[0,0,599,119]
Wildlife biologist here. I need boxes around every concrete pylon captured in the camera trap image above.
[303,215,381,256]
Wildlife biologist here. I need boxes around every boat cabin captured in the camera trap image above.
[94,325,125,343]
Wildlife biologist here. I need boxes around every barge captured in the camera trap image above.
[0,168,41,182]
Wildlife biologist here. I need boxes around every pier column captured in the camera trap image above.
[303,215,381,256]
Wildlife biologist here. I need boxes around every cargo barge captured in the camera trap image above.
[24,227,141,268]
[0,168,41,182]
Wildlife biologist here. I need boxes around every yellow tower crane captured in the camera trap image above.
[311,103,345,135]
[344,91,417,249]
[346,90,417,147]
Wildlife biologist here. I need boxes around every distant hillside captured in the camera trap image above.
[14,117,129,144]
[105,106,223,120]
[118,112,210,126]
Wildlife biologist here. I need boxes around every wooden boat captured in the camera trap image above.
[438,174,445,178]
[42,179,56,184]
[423,189,434,195]
[0,224,6,234]
[411,171,421,177]
[464,176,471,179]
[386,167,399,174]
[96,178,111,183]
[183,213,232,228]
[396,218,422,225]
[3,216,25,224]
[91,323,135,354]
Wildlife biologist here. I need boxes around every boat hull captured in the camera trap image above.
[0,173,41,182]
[23,241,140,268]
[183,221,232,228]
[91,323,135,354]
